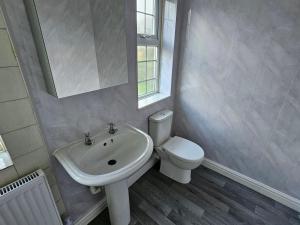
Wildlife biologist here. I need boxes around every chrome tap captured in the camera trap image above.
[84,132,94,145]
[108,123,118,134]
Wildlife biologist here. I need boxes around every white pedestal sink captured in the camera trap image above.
[53,124,153,225]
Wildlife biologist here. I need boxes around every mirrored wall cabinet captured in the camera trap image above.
[25,0,128,98]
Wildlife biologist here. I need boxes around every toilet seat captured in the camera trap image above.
[162,136,204,163]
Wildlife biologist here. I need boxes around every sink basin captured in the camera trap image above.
[54,124,153,186]
[53,124,153,225]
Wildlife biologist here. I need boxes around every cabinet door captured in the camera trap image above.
[34,0,100,98]
[26,0,128,98]
[90,0,128,89]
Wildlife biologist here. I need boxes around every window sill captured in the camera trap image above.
[138,92,170,109]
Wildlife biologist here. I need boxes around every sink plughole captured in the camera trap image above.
[53,124,153,225]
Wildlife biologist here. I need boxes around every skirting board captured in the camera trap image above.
[74,155,159,225]
[202,158,300,212]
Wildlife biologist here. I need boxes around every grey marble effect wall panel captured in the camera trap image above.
[90,0,128,89]
[160,0,177,95]
[175,0,300,199]
[34,0,100,98]
[1,0,181,221]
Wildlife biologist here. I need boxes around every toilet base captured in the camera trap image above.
[160,160,191,184]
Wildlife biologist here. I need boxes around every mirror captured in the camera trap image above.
[25,0,128,98]
[0,135,13,170]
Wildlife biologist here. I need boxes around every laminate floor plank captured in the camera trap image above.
[176,182,230,213]
[132,180,173,216]
[135,177,203,223]
[167,210,202,225]
[171,183,243,225]
[131,191,176,225]
[290,217,300,225]
[191,176,267,224]
[274,202,300,220]
[144,175,206,225]
[254,206,292,225]
[193,167,227,188]
[89,166,300,225]
[145,174,205,218]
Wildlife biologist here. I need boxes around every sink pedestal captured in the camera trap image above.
[53,125,153,225]
[105,179,130,225]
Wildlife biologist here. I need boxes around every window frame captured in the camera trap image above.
[137,0,163,99]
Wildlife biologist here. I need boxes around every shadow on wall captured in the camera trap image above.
[174,0,300,200]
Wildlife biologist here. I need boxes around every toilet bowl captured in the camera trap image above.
[149,110,205,184]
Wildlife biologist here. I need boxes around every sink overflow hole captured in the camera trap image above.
[108,159,117,165]
[103,142,107,146]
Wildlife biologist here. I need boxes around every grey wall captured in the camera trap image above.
[175,0,300,199]
[0,7,64,214]
[1,0,180,222]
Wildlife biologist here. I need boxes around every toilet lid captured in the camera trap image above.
[162,136,204,162]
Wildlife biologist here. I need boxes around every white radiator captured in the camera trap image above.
[0,169,63,225]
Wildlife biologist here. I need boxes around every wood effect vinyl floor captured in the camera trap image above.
[89,166,300,225]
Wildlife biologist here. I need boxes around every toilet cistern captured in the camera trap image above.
[149,110,205,183]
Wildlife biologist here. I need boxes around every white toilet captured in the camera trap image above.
[149,110,204,184]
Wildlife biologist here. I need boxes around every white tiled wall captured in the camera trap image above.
[0,7,65,215]
[0,30,17,67]
[3,125,44,159]
[0,67,27,102]
[0,165,18,184]
[0,99,36,133]
[13,147,50,175]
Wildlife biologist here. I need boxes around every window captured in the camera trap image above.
[137,0,177,108]
[0,135,13,170]
[137,0,161,99]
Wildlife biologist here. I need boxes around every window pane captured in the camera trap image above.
[137,46,146,61]
[147,46,157,60]
[147,61,156,79]
[138,62,146,81]
[145,15,155,35]
[137,13,145,34]
[137,0,145,12]
[147,80,157,93]
[146,0,155,15]
[138,82,147,96]
[136,0,160,99]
